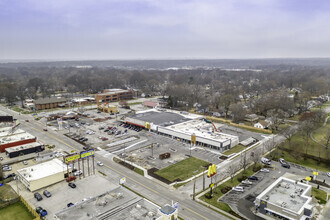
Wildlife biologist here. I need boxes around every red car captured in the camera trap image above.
[25,120,29,122]
[102,137,108,141]
[66,176,76,182]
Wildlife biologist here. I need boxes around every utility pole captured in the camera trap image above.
[203,171,205,190]
[193,178,196,200]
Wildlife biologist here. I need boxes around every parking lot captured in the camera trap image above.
[12,174,117,219]
[116,131,224,170]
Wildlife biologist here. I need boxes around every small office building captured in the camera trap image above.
[5,142,45,158]
[94,89,134,104]
[254,177,314,220]
[16,159,67,192]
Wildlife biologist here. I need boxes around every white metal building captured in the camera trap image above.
[16,158,68,192]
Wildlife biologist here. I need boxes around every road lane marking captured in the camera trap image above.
[104,164,159,194]
[186,207,209,220]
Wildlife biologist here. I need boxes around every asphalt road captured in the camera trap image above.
[0,105,229,220]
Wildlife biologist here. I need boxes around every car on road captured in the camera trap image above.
[34,192,43,201]
[68,183,76,188]
[67,202,74,207]
[232,186,244,192]
[260,168,270,173]
[327,172,330,178]
[23,161,28,165]
[248,176,259,181]
[43,190,51,198]
[97,161,104,166]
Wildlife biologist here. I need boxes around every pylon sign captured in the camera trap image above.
[207,164,216,178]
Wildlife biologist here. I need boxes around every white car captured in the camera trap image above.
[260,168,270,173]
[23,161,28,165]
[74,170,83,176]
[232,186,244,192]
[97,161,104,166]
[241,179,253,185]
[327,172,330,178]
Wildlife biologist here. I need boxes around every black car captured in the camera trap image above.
[83,146,89,150]
[67,202,74,207]
[68,183,76,188]
[43,190,51,198]
[4,173,16,179]
[248,176,259,181]
[104,129,109,132]
[282,163,290,169]
[34,192,43,201]
[82,138,88,142]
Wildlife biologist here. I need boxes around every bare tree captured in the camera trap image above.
[281,126,295,149]
[251,150,262,168]
[239,151,248,173]
[226,164,238,182]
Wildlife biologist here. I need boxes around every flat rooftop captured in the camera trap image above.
[166,120,238,143]
[100,89,131,95]
[0,128,25,138]
[54,186,161,220]
[0,132,36,144]
[17,158,67,181]
[5,142,43,153]
[256,177,312,213]
[130,110,191,126]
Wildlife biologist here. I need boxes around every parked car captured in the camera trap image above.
[241,179,253,185]
[248,176,259,181]
[34,192,43,201]
[0,157,3,161]
[23,161,28,165]
[327,172,330,178]
[279,158,286,165]
[282,163,290,169]
[99,127,104,130]
[232,186,244,192]
[4,173,16,179]
[66,176,76,182]
[83,146,90,150]
[68,183,76,188]
[104,129,109,132]
[102,137,108,141]
[67,202,74,207]
[43,190,51,198]
[74,170,83,176]
[97,161,104,166]
[260,168,270,173]
[25,120,29,122]
[2,166,12,171]
[261,157,271,165]
[43,128,48,131]
[36,207,47,217]
[82,138,88,142]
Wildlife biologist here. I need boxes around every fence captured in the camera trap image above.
[20,195,40,220]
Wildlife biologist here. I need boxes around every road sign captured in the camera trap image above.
[80,149,95,159]
[120,177,126,185]
[305,176,312,181]
[313,171,319,176]
[207,164,217,178]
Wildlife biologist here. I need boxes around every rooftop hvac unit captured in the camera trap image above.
[265,195,269,200]
[148,212,154,217]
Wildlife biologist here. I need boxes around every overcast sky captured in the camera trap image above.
[1,0,330,60]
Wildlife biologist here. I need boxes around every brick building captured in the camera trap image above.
[94,89,134,104]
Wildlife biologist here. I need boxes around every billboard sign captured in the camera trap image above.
[64,153,80,164]
[80,149,95,159]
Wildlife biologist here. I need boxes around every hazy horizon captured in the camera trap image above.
[1,0,330,60]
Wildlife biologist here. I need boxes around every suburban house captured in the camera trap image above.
[254,120,270,129]
[245,114,259,122]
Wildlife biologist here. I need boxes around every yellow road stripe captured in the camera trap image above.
[186,207,209,220]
